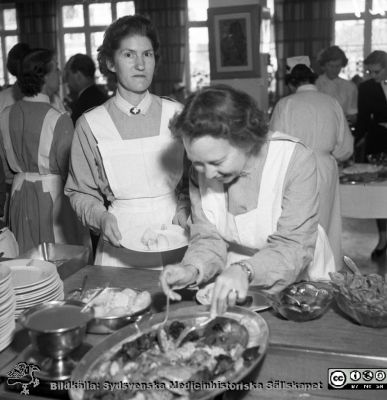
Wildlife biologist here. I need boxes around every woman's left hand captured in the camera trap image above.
[210,263,250,317]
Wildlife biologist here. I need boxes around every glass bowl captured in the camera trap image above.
[335,293,387,328]
[268,281,333,322]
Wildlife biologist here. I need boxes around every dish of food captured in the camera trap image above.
[69,305,269,400]
[120,224,189,253]
[342,163,383,175]
[330,271,387,328]
[81,288,151,318]
[268,281,333,322]
[196,283,270,312]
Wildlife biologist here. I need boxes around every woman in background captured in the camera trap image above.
[0,48,89,253]
[356,50,387,259]
[316,45,358,124]
[270,61,353,268]
[65,15,189,267]
[160,85,335,316]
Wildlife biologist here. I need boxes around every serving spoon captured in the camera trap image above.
[81,283,110,313]
[156,294,171,352]
[343,256,361,275]
[175,316,215,347]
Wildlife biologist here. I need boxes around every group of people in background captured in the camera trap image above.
[0,13,386,314]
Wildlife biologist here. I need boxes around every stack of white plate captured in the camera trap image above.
[0,259,64,319]
[0,265,16,351]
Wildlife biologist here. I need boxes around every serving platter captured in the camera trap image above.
[120,224,189,253]
[69,305,269,400]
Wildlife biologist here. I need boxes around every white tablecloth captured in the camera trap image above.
[340,180,387,218]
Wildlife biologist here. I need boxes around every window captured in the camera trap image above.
[334,0,387,79]
[0,3,18,86]
[187,0,210,92]
[58,1,135,85]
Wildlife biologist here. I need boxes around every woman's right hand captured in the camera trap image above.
[160,264,199,301]
[100,211,122,247]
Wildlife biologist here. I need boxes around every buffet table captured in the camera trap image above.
[1,265,387,400]
[340,180,387,218]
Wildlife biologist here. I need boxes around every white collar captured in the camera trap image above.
[296,84,318,93]
[114,90,152,116]
[22,93,50,103]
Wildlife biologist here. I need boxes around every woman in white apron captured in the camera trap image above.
[270,61,353,269]
[0,48,89,254]
[160,85,335,315]
[65,15,189,268]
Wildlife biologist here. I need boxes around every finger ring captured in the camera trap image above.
[228,288,238,297]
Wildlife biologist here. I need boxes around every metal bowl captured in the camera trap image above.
[79,287,152,334]
[19,300,93,359]
[268,281,334,322]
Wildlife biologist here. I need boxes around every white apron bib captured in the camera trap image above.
[199,133,335,282]
[0,106,89,250]
[85,99,184,267]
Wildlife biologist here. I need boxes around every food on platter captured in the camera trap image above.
[81,288,151,318]
[82,317,258,400]
[141,227,170,251]
[330,271,387,327]
[342,163,382,175]
[120,224,188,252]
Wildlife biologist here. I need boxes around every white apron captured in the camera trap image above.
[85,99,184,267]
[199,133,335,282]
[0,106,89,252]
[313,150,343,269]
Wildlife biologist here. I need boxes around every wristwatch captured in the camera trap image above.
[233,261,254,283]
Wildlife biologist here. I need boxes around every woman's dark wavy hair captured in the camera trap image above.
[98,14,160,77]
[170,85,268,155]
[285,64,317,87]
[18,48,54,96]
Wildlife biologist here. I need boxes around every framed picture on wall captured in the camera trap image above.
[207,4,261,80]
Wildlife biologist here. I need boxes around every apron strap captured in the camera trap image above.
[84,105,121,142]
[0,107,23,172]
[38,108,61,174]
[270,130,302,143]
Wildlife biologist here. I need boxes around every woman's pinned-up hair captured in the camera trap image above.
[6,43,31,77]
[285,64,317,87]
[170,84,268,155]
[317,45,348,67]
[18,48,54,96]
[98,14,160,77]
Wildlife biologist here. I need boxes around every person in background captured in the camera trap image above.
[64,54,109,124]
[64,53,109,256]
[65,15,189,267]
[160,85,335,316]
[270,57,354,269]
[0,161,6,228]
[0,43,30,113]
[0,43,31,223]
[356,50,387,259]
[0,48,89,253]
[316,45,358,124]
